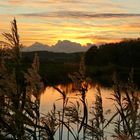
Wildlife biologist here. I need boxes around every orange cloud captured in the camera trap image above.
[0,0,140,46]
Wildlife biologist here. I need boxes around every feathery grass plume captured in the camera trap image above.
[40,104,57,140]
[0,19,28,139]
[111,70,140,140]
[0,43,12,60]
[69,55,90,140]
[2,18,22,64]
[87,86,105,140]
[25,53,44,139]
[95,87,105,126]
[65,101,81,140]
[0,19,44,140]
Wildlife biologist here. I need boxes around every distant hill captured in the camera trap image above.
[21,51,83,63]
[21,51,83,85]
[22,40,91,53]
[22,42,50,52]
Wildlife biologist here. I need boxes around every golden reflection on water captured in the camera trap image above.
[40,84,115,115]
[40,84,117,139]
[40,84,140,139]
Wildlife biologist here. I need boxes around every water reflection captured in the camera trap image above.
[40,84,115,115]
[40,84,116,139]
[41,84,139,140]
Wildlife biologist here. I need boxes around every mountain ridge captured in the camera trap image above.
[22,40,92,53]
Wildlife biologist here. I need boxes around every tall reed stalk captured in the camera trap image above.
[0,19,45,140]
[111,70,140,140]
[53,86,68,140]
[69,56,89,140]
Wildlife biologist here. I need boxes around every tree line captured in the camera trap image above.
[85,39,140,67]
[85,39,140,86]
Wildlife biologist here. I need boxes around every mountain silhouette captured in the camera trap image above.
[22,40,92,53]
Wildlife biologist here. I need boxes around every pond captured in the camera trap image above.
[40,84,119,140]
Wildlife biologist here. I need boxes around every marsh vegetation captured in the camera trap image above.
[0,19,140,140]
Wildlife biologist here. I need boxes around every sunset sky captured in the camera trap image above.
[0,0,140,46]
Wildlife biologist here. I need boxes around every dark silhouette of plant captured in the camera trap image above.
[24,53,44,139]
[65,101,82,140]
[40,104,57,140]
[111,70,140,140]
[2,18,21,67]
[0,19,44,140]
[88,86,105,140]
[0,18,27,140]
[69,56,90,140]
[53,86,69,140]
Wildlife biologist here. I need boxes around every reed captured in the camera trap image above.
[111,70,140,140]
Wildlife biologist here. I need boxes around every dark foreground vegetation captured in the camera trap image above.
[0,19,140,140]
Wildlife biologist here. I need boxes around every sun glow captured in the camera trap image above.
[0,0,140,46]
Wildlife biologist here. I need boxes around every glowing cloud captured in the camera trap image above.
[0,0,140,46]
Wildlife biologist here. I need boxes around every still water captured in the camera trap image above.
[40,84,116,139]
[41,84,114,114]
[41,84,140,140]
